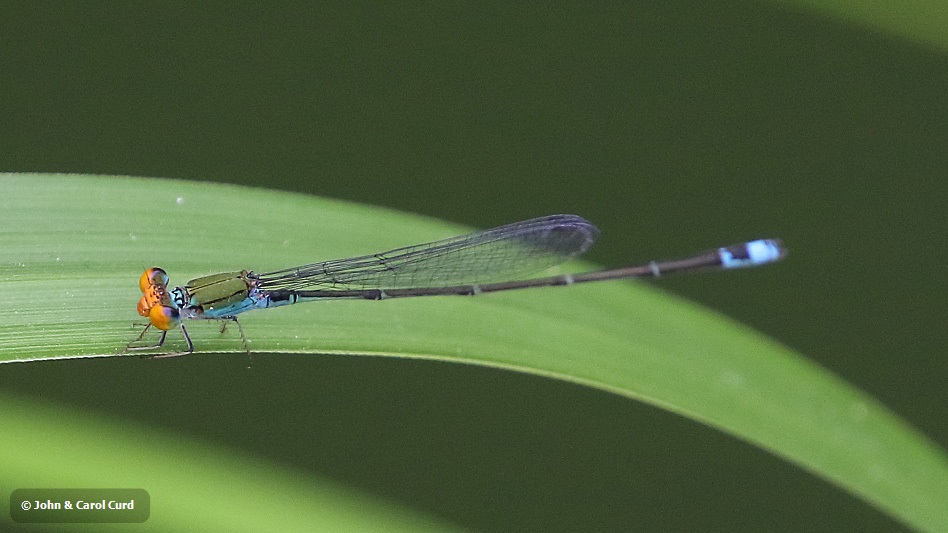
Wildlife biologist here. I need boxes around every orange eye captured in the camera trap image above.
[139,267,169,292]
[137,296,151,317]
[149,305,180,331]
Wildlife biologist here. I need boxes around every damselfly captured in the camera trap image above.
[126,214,785,356]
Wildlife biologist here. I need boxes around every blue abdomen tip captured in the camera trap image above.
[747,239,785,264]
[720,239,786,269]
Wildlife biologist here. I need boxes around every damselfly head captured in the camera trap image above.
[136,267,179,329]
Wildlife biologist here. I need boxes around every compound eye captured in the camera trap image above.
[137,296,151,317]
[139,267,170,292]
[149,305,180,331]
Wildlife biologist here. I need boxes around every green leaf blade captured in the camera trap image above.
[1,174,945,531]
[0,392,459,532]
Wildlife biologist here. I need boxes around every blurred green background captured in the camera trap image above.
[0,3,944,531]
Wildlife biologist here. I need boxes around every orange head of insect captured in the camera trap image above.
[136,267,180,331]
